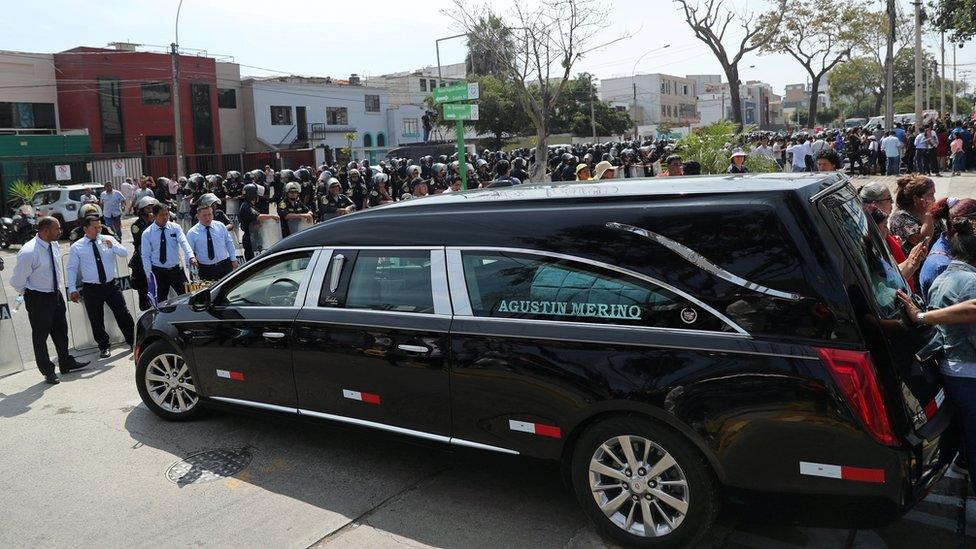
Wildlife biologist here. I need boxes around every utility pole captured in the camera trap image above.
[941,31,946,117]
[589,74,597,141]
[171,43,185,179]
[953,43,958,118]
[884,0,895,129]
[633,81,639,140]
[913,0,923,127]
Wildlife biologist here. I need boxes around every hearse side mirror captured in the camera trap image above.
[189,289,212,311]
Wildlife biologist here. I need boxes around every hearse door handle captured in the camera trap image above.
[262,331,286,340]
[397,344,429,354]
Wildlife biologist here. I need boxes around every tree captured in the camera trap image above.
[930,0,976,43]
[829,57,880,116]
[447,0,626,180]
[675,0,785,128]
[851,7,913,114]
[465,14,514,79]
[761,0,867,127]
[467,75,531,148]
[549,73,633,137]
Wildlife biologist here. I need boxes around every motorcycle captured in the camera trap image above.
[0,203,38,249]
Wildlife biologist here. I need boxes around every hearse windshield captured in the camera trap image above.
[820,185,908,320]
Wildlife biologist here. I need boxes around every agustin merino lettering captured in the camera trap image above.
[497,300,641,320]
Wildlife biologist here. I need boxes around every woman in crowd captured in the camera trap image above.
[919,198,976,300]
[951,132,966,176]
[727,149,748,173]
[898,217,976,493]
[888,175,940,258]
[869,207,925,292]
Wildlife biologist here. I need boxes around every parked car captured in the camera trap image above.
[132,173,954,547]
[31,183,104,230]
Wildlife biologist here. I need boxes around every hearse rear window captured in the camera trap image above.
[460,250,732,331]
[821,186,907,319]
[345,251,434,313]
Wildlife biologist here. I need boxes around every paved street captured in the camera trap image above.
[1,174,976,548]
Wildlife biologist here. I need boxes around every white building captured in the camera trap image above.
[240,76,425,164]
[598,73,698,137]
[216,62,244,153]
[0,50,60,132]
[369,63,468,108]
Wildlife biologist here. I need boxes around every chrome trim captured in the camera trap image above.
[328,254,346,293]
[450,437,520,455]
[446,248,474,316]
[303,248,333,308]
[210,396,298,414]
[293,313,452,331]
[809,174,850,202]
[298,408,450,443]
[397,344,429,353]
[449,325,817,361]
[606,222,802,302]
[446,246,749,336]
[453,314,748,339]
[262,332,286,339]
[430,248,453,316]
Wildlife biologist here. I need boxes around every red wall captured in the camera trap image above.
[55,47,221,156]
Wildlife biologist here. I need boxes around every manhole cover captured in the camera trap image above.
[166,447,252,485]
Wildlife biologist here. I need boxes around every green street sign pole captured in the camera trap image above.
[457,120,467,190]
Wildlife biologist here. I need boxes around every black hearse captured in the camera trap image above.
[133,173,952,547]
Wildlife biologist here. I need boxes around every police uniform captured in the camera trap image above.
[68,224,116,243]
[320,193,353,221]
[347,181,369,210]
[238,199,259,261]
[129,217,153,310]
[278,198,311,237]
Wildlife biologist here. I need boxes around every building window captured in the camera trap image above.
[660,82,666,93]
[420,79,427,92]
[190,83,215,154]
[440,80,446,87]
[0,102,55,129]
[661,105,666,117]
[683,85,689,95]
[363,133,373,147]
[326,107,348,125]
[141,83,171,105]
[271,106,292,125]
[217,88,237,109]
[145,136,174,156]
[98,78,125,153]
[403,118,419,135]
[365,94,380,113]
[377,133,386,147]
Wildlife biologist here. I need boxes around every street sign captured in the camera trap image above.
[111,160,126,177]
[55,164,71,181]
[433,82,479,104]
[443,103,480,121]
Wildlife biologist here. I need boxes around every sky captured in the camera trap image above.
[6,0,976,97]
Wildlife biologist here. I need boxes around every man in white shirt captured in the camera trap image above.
[811,134,827,162]
[100,181,125,240]
[753,136,775,160]
[186,204,238,281]
[121,178,135,215]
[66,216,133,358]
[881,130,902,175]
[10,217,89,383]
[914,130,931,174]
[79,187,98,205]
[785,139,808,172]
[141,203,197,303]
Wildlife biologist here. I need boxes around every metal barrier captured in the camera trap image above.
[0,271,25,377]
[64,253,139,352]
[176,197,194,233]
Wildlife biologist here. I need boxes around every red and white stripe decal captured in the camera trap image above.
[216,369,245,381]
[924,389,946,420]
[799,461,885,484]
[342,389,381,405]
[508,419,562,439]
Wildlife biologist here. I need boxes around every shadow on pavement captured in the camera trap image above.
[0,379,54,418]
[123,405,587,548]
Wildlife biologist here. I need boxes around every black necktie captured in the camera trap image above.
[205,225,215,260]
[48,242,58,292]
[91,238,107,284]
[159,226,167,264]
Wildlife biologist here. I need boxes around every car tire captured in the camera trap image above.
[135,341,205,422]
[571,416,719,548]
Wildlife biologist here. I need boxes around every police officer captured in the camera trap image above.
[278,181,313,237]
[319,179,355,220]
[187,201,238,281]
[66,215,134,359]
[141,203,197,303]
[68,203,116,242]
[346,168,369,210]
[367,172,394,207]
[239,183,278,261]
[10,216,89,384]
[129,196,158,310]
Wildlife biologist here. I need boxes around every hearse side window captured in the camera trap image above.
[821,187,907,319]
[344,250,435,313]
[460,251,731,331]
[216,252,312,307]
